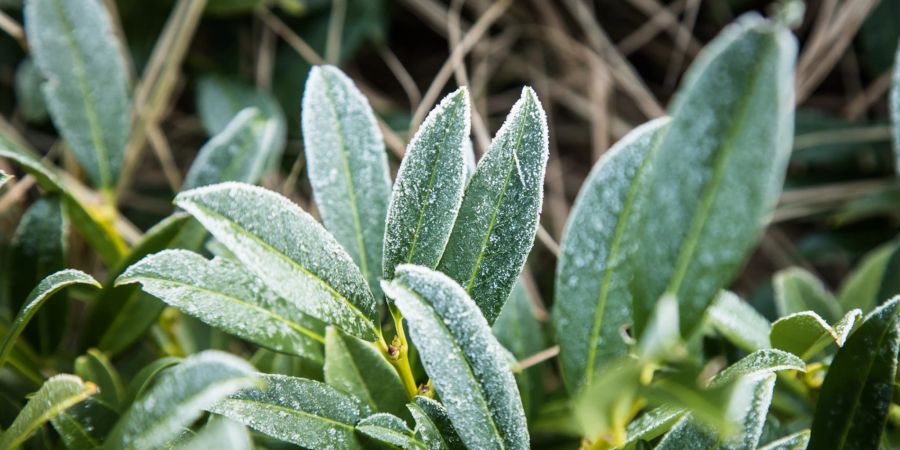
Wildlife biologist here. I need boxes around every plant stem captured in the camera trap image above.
[377,305,419,399]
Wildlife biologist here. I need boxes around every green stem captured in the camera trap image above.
[378,305,419,399]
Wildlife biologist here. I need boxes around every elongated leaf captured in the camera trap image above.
[175,182,379,340]
[0,375,98,449]
[655,416,717,450]
[183,108,278,190]
[808,296,900,449]
[75,349,124,411]
[357,413,426,449]
[25,0,132,189]
[86,213,190,354]
[410,396,464,450]
[383,265,529,450]
[553,119,668,392]
[770,309,862,359]
[0,132,126,264]
[383,88,469,279]
[3,195,67,352]
[121,357,181,408]
[302,65,391,297]
[0,319,44,386]
[707,291,772,352]
[104,351,259,450]
[177,415,252,450]
[892,40,900,172]
[195,74,287,172]
[623,406,685,449]
[437,87,549,324]
[15,58,48,123]
[118,249,325,361]
[774,268,841,322]
[839,241,900,313]
[0,270,100,370]
[208,374,368,450]
[493,279,545,419]
[324,326,407,418]
[629,15,796,336]
[50,399,118,450]
[758,430,810,450]
[709,349,805,388]
[719,374,776,450]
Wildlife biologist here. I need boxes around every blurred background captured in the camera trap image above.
[0,0,898,337]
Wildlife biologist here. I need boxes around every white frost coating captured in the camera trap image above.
[709,349,804,388]
[302,65,391,298]
[384,265,529,450]
[175,182,379,341]
[655,415,716,450]
[718,373,776,450]
[104,351,258,450]
[623,406,685,445]
[356,413,424,449]
[707,291,772,352]
[117,249,325,361]
[383,88,470,279]
[437,87,549,324]
[208,374,368,450]
[757,430,810,450]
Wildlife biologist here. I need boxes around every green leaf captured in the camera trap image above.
[838,241,900,313]
[437,87,549,324]
[24,0,132,189]
[175,182,379,341]
[208,373,368,450]
[892,39,900,173]
[0,170,10,188]
[357,413,426,449]
[121,356,181,407]
[623,406,685,449]
[183,107,280,191]
[50,398,118,450]
[3,195,67,353]
[382,88,469,280]
[196,74,286,145]
[706,291,772,352]
[774,267,841,322]
[176,415,252,450]
[74,349,124,412]
[382,265,529,450]
[0,132,126,265]
[769,309,862,359]
[85,213,190,354]
[493,279,545,419]
[0,270,100,370]
[573,358,643,441]
[757,430,810,450]
[808,296,900,449]
[709,349,805,388]
[14,58,48,123]
[302,65,391,298]
[324,326,407,418]
[409,396,464,450]
[117,249,325,361]
[104,351,259,450]
[0,375,98,450]
[655,416,717,450]
[629,15,797,336]
[553,119,668,392]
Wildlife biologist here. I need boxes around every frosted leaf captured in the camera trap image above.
[774,267,841,322]
[709,349,805,387]
[757,430,810,450]
[302,65,391,298]
[383,88,469,280]
[437,87,549,324]
[462,139,476,182]
[770,309,861,359]
[324,326,408,418]
[104,351,259,450]
[628,14,797,336]
[25,0,131,189]
[383,265,529,450]
[0,375,97,450]
[410,396,465,450]
[356,412,426,449]
[655,415,717,450]
[51,397,118,449]
[553,118,668,393]
[706,291,772,352]
[808,296,900,449]
[175,182,379,341]
[15,58,48,123]
[178,415,253,450]
[208,373,369,450]
[623,406,685,446]
[117,249,325,362]
[183,108,280,190]
[0,269,100,370]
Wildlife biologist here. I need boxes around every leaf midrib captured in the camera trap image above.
[220,397,357,431]
[1,386,94,449]
[120,274,325,343]
[48,0,112,188]
[184,200,376,338]
[358,423,425,449]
